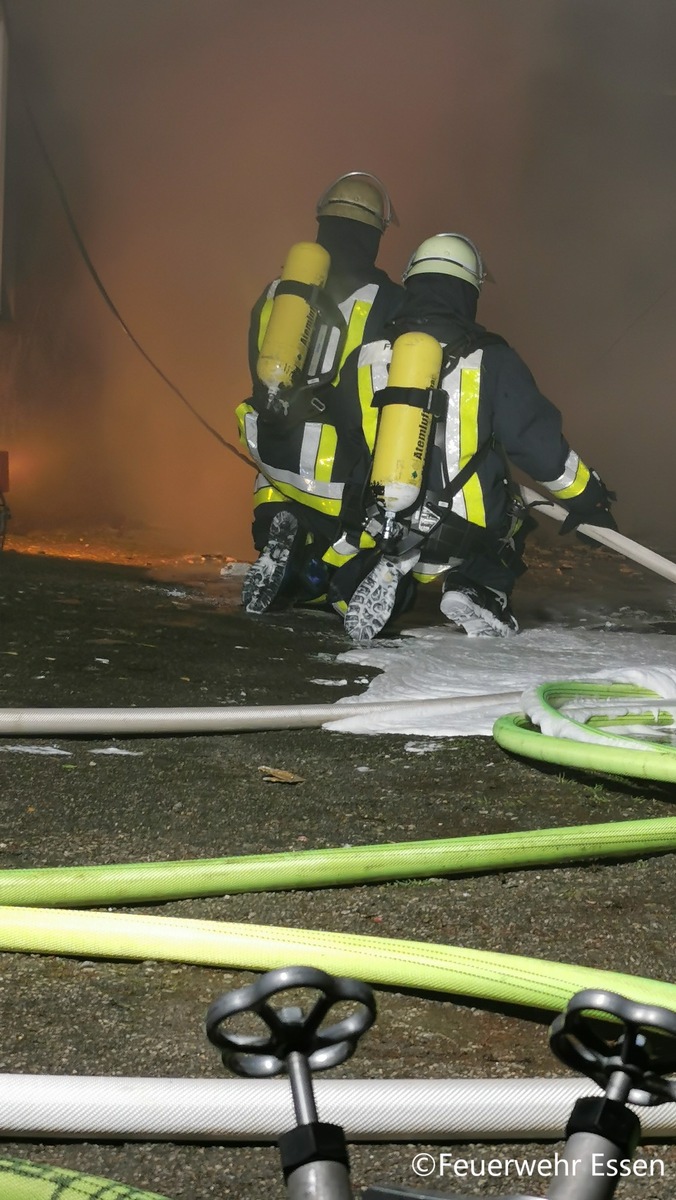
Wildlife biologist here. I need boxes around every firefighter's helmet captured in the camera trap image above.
[316,172,398,232]
[402,233,487,291]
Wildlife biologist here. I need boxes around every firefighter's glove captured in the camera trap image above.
[559,471,617,544]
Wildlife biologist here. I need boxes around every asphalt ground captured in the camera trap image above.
[0,534,675,1198]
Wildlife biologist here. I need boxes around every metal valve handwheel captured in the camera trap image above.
[206,965,376,1077]
[549,988,676,1106]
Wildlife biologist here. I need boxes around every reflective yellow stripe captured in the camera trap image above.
[236,402,255,448]
[458,366,486,527]
[335,299,372,383]
[413,571,446,583]
[323,546,355,567]
[254,479,341,516]
[553,462,591,500]
[257,297,274,351]
[315,425,338,483]
[325,297,376,482]
[323,529,375,568]
[357,362,379,449]
[253,484,287,509]
[332,599,348,615]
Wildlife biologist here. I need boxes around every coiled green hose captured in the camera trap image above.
[494,681,676,779]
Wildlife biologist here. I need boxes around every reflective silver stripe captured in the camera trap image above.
[540,450,582,493]
[299,423,322,477]
[243,411,261,460]
[243,412,343,500]
[308,325,328,376]
[331,535,361,556]
[371,357,390,392]
[414,560,452,577]
[358,339,391,368]
[443,360,464,518]
[357,340,391,398]
[259,467,343,500]
[319,325,341,375]
[439,348,483,520]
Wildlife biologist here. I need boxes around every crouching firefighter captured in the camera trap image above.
[236,172,404,615]
[327,232,617,641]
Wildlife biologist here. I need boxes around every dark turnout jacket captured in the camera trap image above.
[331,274,600,571]
[237,219,403,535]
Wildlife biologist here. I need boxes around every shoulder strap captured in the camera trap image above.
[444,435,495,500]
[440,330,507,377]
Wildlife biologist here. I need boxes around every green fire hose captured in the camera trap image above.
[1,905,676,1015]
[3,678,676,1195]
[493,680,676,780]
[0,679,675,1014]
[1,815,675,907]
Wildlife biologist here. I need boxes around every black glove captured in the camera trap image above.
[559,470,617,540]
[559,505,618,537]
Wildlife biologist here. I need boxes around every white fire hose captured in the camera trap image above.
[520,486,676,585]
[0,692,522,737]
[1,1075,676,1143]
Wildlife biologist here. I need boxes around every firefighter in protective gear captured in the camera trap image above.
[237,172,403,615]
[328,231,617,640]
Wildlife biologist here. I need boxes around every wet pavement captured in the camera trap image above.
[0,533,675,1198]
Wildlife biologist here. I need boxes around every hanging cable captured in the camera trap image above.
[1,0,255,469]
[597,280,674,361]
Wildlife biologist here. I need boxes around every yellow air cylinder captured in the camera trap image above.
[370,331,443,513]
[256,242,331,396]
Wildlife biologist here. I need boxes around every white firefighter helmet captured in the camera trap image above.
[402,233,488,291]
[316,172,398,232]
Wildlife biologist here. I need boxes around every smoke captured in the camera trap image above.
[1,0,674,555]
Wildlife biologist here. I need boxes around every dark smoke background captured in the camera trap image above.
[0,0,674,560]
